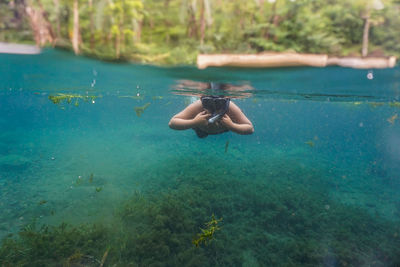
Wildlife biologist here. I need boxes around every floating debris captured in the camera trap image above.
[100,248,110,267]
[387,114,398,124]
[368,102,385,108]
[48,93,98,106]
[151,96,163,100]
[305,140,315,147]
[134,103,151,117]
[96,187,103,193]
[76,176,83,185]
[38,200,47,205]
[389,102,400,108]
[118,95,144,100]
[193,214,222,247]
[89,173,94,183]
[225,140,230,153]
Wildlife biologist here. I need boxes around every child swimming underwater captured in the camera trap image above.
[169,94,254,138]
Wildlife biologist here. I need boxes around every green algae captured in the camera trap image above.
[89,173,94,183]
[134,102,151,117]
[193,214,222,247]
[389,101,400,108]
[48,94,98,106]
[224,140,230,153]
[1,157,399,266]
[118,95,145,100]
[38,200,47,205]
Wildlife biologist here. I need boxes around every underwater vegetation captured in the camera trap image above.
[0,156,399,266]
[48,93,98,107]
[389,102,400,108]
[224,140,229,153]
[118,95,144,100]
[134,102,151,117]
[305,140,315,147]
[193,214,222,247]
[0,222,110,267]
[387,113,398,124]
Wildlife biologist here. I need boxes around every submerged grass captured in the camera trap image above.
[0,156,399,266]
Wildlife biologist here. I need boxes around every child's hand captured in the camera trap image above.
[193,111,209,127]
[220,114,234,129]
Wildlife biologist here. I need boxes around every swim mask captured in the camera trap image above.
[201,96,230,124]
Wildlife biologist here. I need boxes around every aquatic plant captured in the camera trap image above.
[387,113,398,124]
[118,95,144,100]
[368,102,385,108]
[134,102,151,117]
[1,156,399,266]
[389,101,400,108]
[48,94,98,106]
[38,200,47,205]
[224,140,229,153]
[305,140,315,147]
[0,222,110,266]
[76,176,83,185]
[193,214,222,247]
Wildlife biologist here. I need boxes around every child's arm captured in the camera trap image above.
[169,100,209,130]
[221,102,254,135]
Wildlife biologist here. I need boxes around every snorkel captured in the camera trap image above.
[208,113,223,124]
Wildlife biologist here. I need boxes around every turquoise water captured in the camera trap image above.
[0,49,399,266]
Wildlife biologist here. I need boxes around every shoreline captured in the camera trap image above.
[197,53,397,69]
[1,42,397,69]
[0,42,41,54]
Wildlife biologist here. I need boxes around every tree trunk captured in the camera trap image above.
[265,0,277,40]
[115,34,120,58]
[204,0,212,26]
[187,1,198,38]
[362,15,370,57]
[88,0,95,50]
[133,19,142,43]
[72,0,80,54]
[24,0,55,46]
[257,0,264,17]
[200,0,205,45]
[53,0,61,40]
[121,13,125,53]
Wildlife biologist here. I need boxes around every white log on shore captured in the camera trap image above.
[0,42,41,55]
[327,56,396,69]
[197,53,397,69]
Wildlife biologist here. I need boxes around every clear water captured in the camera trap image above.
[0,49,399,265]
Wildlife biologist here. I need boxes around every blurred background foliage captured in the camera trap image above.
[0,0,399,64]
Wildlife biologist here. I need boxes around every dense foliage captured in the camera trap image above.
[1,0,400,64]
[0,156,399,266]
